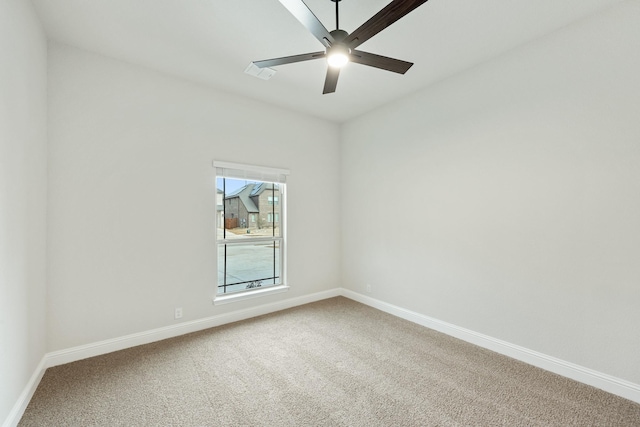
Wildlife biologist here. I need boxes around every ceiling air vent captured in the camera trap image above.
[244,62,276,80]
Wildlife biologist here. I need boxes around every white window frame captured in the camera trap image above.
[213,161,289,305]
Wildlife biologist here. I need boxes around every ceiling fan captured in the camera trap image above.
[252,0,430,94]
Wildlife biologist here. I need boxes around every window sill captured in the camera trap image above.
[213,284,290,305]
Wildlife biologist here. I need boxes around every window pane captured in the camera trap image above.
[217,241,281,294]
[217,178,281,237]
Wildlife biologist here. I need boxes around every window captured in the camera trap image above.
[267,213,280,223]
[214,161,288,301]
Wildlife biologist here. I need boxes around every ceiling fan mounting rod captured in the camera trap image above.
[331,0,341,31]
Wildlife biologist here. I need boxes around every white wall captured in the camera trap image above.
[47,44,341,351]
[5,2,639,420]
[0,0,48,423]
[342,2,640,384]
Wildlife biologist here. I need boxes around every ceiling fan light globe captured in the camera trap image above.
[327,52,349,68]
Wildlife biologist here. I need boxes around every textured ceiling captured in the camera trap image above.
[32,0,623,122]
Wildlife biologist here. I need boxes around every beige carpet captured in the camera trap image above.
[19,297,640,426]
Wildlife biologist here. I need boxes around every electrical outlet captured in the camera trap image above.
[174,307,183,319]
[365,284,372,293]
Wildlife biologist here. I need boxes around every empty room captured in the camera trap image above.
[2,0,640,425]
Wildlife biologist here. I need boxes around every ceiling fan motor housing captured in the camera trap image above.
[329,29,349,44]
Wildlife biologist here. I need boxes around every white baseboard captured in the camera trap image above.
[6,286,640,427]
[3,288,339,427]
[2,358,46,427]
[340,288,640,404]
[45,288,341,368]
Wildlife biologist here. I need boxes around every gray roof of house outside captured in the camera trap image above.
[250,182,279,197]
[224,182,280,214]
[225,184,258,213]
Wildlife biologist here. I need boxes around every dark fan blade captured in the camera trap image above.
[279,0,335,47]
[344,0,429,49]
[350,50,413,74]
[253,51,325,68]
[323,67,340,94]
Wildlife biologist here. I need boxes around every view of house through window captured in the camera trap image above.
[215,167,285,295]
